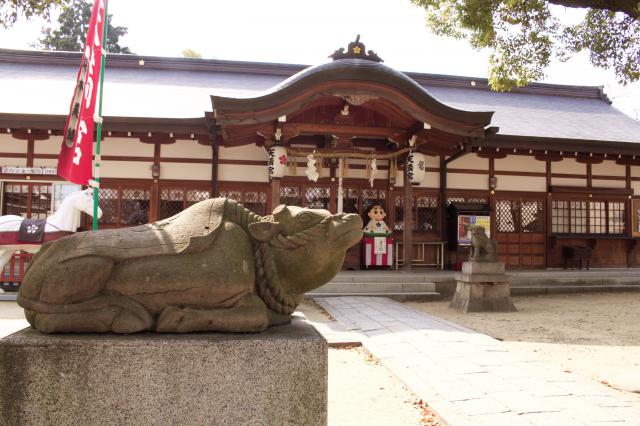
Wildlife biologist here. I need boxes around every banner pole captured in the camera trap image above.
[93,0,108,230]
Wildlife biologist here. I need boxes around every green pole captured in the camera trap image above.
[93,0,108,230]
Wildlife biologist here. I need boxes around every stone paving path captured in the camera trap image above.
[313,296,640,426]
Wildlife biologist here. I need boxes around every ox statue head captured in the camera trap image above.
[247,205,362,296]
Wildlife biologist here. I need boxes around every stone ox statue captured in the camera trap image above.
[17,198,363,333]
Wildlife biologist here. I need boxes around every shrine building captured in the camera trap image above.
[1,38,640,271]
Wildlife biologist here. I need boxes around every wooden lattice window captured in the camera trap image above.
[447,196,488,205]
[608,202,625,234]
[219,189,267,216]
[362,189,386,216]
[98,186,150,227]
[2,183,52,219]
[280,185,331,209]
[280,186,302,206]
[553,199,624,234]
[98,188,119,225]
[160,188,210,220]
[417,196,438,233]
[552,200,569,233]
[589,201,606,234]
[305,187,330,209]
[521,201,544,233]
[497,200,544,233]
[121,189,150,225]
[446,197,465,206]
[570,201,587,233]
[393,194,437,233]
[496,200,518,233]
[393,195,408,231]
[342,189,360,214]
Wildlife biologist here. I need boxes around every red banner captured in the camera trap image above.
[58,0,106,185]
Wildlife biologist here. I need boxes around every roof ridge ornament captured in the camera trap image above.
[329,35,383,63]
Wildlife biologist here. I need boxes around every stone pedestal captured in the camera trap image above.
[0,316,327,426]
[450,261,517,313]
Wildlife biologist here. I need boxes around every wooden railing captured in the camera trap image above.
[394,241,446,270]
[1,251,33,290]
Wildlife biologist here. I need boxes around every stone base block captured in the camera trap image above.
[0,317,327,426]
[461,261,505,275]
[455,273,509,283]
[449,281,517,313]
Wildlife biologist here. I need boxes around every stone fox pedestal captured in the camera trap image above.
[0,317,327,426]
[450,262,517,313]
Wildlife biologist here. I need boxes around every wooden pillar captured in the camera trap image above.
[26,139,35,167]
[210,143,219,197]
[270,178,281,212]
[148,143,161,222]
[403,155,413,270]
[439,155,447,242]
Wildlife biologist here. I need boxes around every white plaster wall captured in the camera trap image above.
[552,158,586,174]
[0,157,26,167]
[101,138,154,157]
[495,155,546,173]
[631,166,640,178]
[591,179,626,189]
[161,162,211,181]
[495,175,546,192]
[425,155,439,168]
[161,139,211,159]
[218,145,267,161]
[417,172,440,188]
[592,161,626,177]
[218,164,269,183]
[448,173,488,190]
[551,177,586,187]
[0,135,28,153]
[448,153,488,170]
[33,158,58,168]
[34,137,61,155]
[631,181,640,196]
[101,161,154,179]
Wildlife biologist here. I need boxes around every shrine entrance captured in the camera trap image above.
[494,194,546,268]
[210,36,494,271]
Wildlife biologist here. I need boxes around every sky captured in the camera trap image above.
[1,0,639,119]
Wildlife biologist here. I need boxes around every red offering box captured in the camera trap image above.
[362,236,394,267]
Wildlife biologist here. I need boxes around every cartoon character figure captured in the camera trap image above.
[363,204,391,236]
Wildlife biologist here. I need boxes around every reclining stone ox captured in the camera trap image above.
[17,198,363,333]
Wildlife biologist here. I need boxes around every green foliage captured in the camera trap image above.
[182,48,202,58]
[38,0,131,54]
[0,0,69,28]
[411,0,640,90]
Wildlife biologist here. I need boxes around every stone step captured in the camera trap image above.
[511,277,640,286]
[329,273,437,284]
[308,292,442,302]
[313,281,436,294]
[512,284,640,295]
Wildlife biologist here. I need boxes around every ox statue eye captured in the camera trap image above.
[298,212,315,224]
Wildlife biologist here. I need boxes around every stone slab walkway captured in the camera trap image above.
[313,296,640,426]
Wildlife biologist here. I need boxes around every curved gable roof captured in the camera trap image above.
[211,58,494,136]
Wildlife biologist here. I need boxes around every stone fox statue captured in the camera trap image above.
[17,199,363,333]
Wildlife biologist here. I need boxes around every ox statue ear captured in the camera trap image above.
[248,222,281,242]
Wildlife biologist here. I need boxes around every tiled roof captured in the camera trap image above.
[0,49,639,144]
